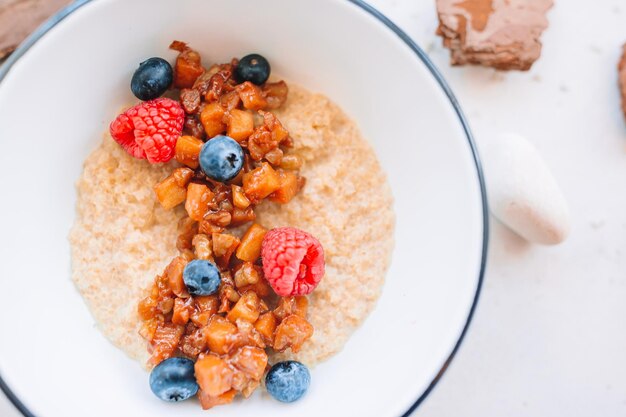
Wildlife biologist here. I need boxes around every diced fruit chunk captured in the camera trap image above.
[280,153,303,170]
[231,207,256,226]
[254,312,277,345]
[198,389,237,410]
[269,170,299,204]
[195,295,219,314]
[154,167,194,209]
[274,296,308,321]
[175,135,204,169]
[203,315,239,355]
[226,109,254,141]
[191,294,219,327]
[200,102,226,138]
[165,256,188,297]
[170,41,205,88]
[273,314,313,353]
[264,148,283,165]
[185,183,214,221]
[237,82,268,110]
[236,223,267,262]
[194,354,234,397]
[230,346,268,380]
[242,162,280,202]
[149,322,185,365]
[227,291,261,323]
[138,296,158,321]
[172,297,194,325]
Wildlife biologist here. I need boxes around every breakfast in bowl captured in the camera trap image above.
[69,42,394,409]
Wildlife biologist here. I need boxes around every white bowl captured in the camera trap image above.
[0,0,487,416]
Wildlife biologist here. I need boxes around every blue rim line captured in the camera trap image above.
[0,1,488,416]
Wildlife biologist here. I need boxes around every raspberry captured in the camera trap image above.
[261,227,325,297]
[109,97,185,163]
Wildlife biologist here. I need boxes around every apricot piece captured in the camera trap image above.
[153,167,194,209]
[226,109,254,141]
[190,312,212,327]
[235,223,267,262]
[185,183,214,222]
[171,43,205,88]
[227,291,261,323]
[198,389,237,410]
[203,315,239,355]
[241,380,260,398]
[231,207,256,226]
[264,148,283,165]
[269,170,299,204]
[175,135,204,169]
[165,256,188,297]
[254,312,277,345]
[190,295,218,326]
[200,102,226,138]
[149,322,184,365]
[195,354,234,397]
[274,296,308,321]
[237,81,268,110]
[139,318,158,342]
[195,295,219,314]
[172,297,194,325]
[230,346,268,380]
[273,314,313,353]
[242,162,280,202]
[280,153,303,170]
[138,295,157,320]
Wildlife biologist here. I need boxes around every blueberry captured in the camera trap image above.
[131,57,173,101]
[199,135,244,182]
[265,361,311,403]
[234,54,271,85]
[183,259,221,296]
[149,357,198,402]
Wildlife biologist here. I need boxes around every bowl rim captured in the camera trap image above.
[0,1,489,416]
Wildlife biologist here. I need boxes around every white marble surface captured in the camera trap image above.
[2,0,626,415]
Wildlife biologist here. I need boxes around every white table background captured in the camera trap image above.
[2,0,626,415]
